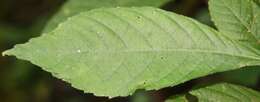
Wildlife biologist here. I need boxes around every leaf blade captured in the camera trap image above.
[190,83,260,102]
[3,7,260,97]
[209,0,260,42]
[43,0,171,32]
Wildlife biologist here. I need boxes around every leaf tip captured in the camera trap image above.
[2,49,14,57]
[2,50,9,56]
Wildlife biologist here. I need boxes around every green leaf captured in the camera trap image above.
[165,95,188,102]
[3,7,260,97]
[43,0,171,32]
[166,83,260,102]
[190,83,260,102]
[209,0,260,42]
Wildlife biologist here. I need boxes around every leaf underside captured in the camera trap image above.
[3,7,260,97]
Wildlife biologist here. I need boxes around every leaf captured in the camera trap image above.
[209,0,260,43]
[165,83,260,102]
[165,95,188,102]
[190,83,260,102]
[43,0,171,32]
[3,7,260,97]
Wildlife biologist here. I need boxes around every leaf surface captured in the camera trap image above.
[209,0,260,42]
[166,83,260,102]
[3,7,260,97]
[191,83,260,102]
[43,0,171,32]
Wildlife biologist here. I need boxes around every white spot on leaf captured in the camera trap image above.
[77,49,81,53]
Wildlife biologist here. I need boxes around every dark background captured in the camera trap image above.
[0,0,259,102]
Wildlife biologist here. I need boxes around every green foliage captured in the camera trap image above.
[191,83,260,102]
[209,0,260,43]
[3,7,260,97]
[166,83,260,102]
[43,0,171,32]
[2,0,260,101]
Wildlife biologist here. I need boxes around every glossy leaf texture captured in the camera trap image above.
[43,0,171,32]
[166,83,260,102]
[209,0,260,42]
[3,7,260,97]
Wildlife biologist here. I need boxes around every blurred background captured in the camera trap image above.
[0,0,259,102]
